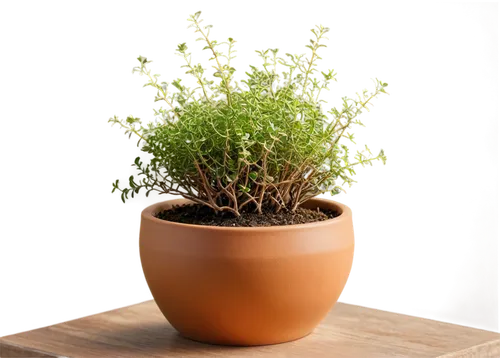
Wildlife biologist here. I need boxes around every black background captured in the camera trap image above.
[0,1,498,328]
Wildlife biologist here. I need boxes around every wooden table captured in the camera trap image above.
[1,301,499,358]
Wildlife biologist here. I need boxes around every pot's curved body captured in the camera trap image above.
[139,198,354,346]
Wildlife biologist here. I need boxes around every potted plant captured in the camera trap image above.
[110,11,388,346]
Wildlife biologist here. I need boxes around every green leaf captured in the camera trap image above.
[238,184,250,193]
[200,45,211,54]
[120,190,127,203]
[129,175,137,188]
[193,9,204,21]
[108,180,118,194]
[177,43,188,52]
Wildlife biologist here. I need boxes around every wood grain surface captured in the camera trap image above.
[439,340,500,358]
[1,301,499,358]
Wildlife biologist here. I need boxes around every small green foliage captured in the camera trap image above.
[110,11,388,216]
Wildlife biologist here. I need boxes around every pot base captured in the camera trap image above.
[178,329,314,347]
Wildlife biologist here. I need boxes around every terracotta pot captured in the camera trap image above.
[139,198,354,346]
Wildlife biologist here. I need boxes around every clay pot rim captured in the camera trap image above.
[141,197,351,232]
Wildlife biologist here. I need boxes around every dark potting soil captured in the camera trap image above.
[154,204,341,227]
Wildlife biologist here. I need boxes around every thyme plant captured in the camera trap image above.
[110,11,388,216]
